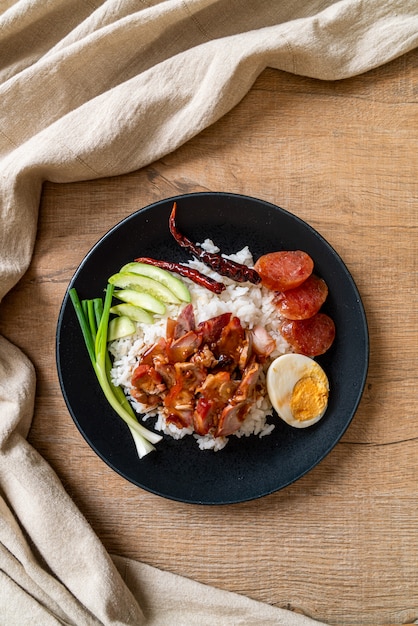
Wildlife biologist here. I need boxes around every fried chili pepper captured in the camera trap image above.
[169,203,261,284]
[134,257,226,294]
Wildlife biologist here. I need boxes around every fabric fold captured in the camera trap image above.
[0,336,145,625]
[1,0,417,623]
[112,555,325,626]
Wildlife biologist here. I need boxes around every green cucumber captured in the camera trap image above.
[113,288,166,315]
[109,272,181,304]
[120,262,191,303]
[110,303,154,325]
[107,315,136,341]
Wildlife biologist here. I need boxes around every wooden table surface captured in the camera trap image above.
[1,49,417,626]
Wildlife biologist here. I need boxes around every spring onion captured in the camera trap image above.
[69,285,162,459]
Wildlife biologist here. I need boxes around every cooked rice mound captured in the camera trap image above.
[109,242,290,451]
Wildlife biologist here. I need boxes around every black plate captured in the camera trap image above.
[56,192,368,504]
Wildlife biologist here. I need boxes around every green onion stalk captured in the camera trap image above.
[69,285,162,459]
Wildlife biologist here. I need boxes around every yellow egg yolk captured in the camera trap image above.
[290,373,329,422]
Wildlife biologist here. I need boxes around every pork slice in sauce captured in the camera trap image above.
[215,361,262,437]
[163,362,206,429]
[131,363,166,408]
[193,371,238,435]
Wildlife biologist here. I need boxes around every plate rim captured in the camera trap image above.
[56,191,369,504]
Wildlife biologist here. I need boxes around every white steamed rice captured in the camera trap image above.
[109,241,291,451]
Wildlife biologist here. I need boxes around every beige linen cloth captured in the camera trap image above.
[1,1,417,624]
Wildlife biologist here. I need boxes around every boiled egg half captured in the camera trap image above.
[266,353,329,428]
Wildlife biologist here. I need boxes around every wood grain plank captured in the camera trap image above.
[0,49,417,626]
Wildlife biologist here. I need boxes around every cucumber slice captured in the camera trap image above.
[109,272,181,304]
[108,316,136,341]
[113,288,166,315]
[120,262,191,303]
[110,303,154,325]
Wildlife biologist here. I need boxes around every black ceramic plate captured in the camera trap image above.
[56,192,368,504]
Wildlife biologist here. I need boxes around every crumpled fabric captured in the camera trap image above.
[0,1,417,624]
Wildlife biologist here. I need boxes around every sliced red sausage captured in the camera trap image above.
[274,274,328,320]
[280,313,335,356]
[254,250,314,291]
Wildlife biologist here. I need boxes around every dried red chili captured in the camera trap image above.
[134,257,226,294]
[169,202,261,284]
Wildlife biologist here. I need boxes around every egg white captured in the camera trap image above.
[266,353,329,428]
